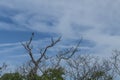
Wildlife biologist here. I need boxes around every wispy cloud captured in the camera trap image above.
[0,0,120,58]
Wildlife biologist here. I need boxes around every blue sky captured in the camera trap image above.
[0,0,120,70]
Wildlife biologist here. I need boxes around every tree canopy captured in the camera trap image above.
[1,33,120,80]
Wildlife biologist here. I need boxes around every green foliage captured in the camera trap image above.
[40,67,65,80]
[0,72,23,80]
[0,67,65,80]
[87,71,113,80]
[91,71,105,79]
[26,74,41,80]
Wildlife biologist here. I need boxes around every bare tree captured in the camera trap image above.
[21,33,81,79]
[111,50,120,77]
[0,63,7,76]
[22,33,61,77]
[51,39,81,69]
[66,55,114,80]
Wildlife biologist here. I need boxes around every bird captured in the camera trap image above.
[32,32,34,36]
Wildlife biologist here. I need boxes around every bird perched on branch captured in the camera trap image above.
[32,32,34,36]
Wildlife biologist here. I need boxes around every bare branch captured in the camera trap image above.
[22,33,61,76]
[57,39,81,60]
[36,36,61,64]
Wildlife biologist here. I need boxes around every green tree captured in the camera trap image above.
[40,67,64,80]
[0,73,23,80]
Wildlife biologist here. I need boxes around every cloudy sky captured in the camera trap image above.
[0,0,120,69]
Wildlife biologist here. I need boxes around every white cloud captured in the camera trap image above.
[0,0,120,57]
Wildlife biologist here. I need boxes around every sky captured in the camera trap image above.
[0,0,120,70]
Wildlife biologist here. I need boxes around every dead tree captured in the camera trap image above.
[22,33,81,79]
[111,50,120,76]
[22,33,61,77]
[53,39,81,69]
[66,55,114,80]
[0,63,7,76]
